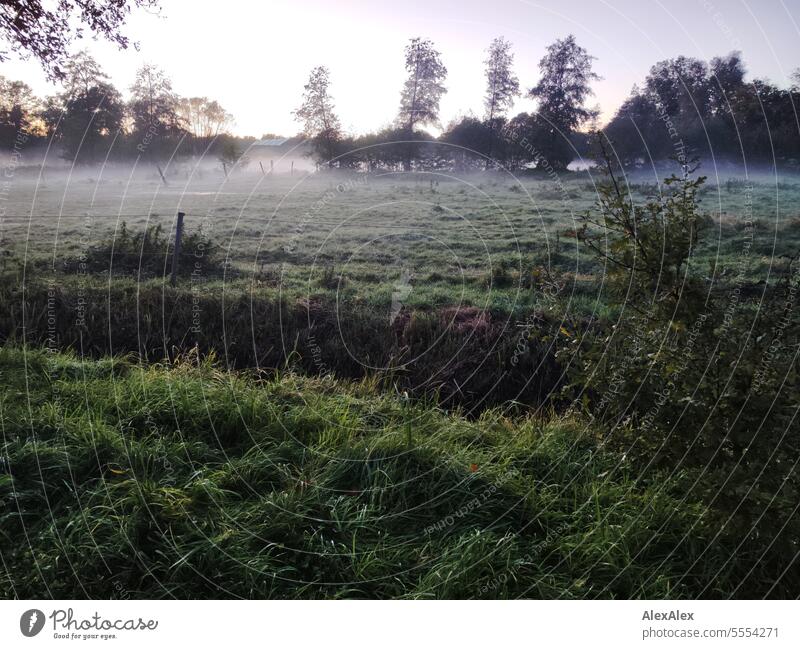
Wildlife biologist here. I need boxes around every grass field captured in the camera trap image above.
[1,346,787,599]
[3,165,800,318]
[2,164,799,598]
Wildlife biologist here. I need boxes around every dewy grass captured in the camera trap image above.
[0,346,790,599]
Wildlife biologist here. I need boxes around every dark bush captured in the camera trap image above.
[63,222,226,279]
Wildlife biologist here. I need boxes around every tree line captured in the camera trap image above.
[296,36,800,171]
[0,50,242,164]
[2,36,799,170]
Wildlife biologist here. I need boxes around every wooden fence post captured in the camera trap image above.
[156,163,168,186]
[170,211,185,287]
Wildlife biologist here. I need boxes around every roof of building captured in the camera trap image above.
[253,138,289,147]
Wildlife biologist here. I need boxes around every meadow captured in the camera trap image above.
[2,162,799,598]
[0,346,783,598]
[3,163,799,317]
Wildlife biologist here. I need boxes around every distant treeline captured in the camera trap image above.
[2,39,798,171]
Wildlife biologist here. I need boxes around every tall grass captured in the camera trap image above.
[0,346,790,598]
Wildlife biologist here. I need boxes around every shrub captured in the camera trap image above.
[63,221,226,279]
[571,145,800,565]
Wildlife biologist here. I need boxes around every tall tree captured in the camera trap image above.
[176,96,233,153]
[484,37,519,167]
[40,53,124,163]
[0,75,39,145]
[59,82,125,163]
[529,35,599,169]
[129,63,181,156]
[63,50,107,95]
[0,0,159,80]
[294,66,342,167]
[397,37,447,170]
[708,52,745,115]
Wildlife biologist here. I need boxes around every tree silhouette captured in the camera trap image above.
[0,0,159,80]
[397,37,447,170]
[0,75,39,145]
[59,82,125,163]
[529,35,599,169]
[129,65,179,134]
[294,66,342,168]
[176,97,233,154]
[484,37,519,167]
[38,53,124,163]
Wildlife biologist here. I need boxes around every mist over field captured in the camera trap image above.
[1,0,799,609]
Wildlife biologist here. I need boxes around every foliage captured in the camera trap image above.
[38,52,126,163]
[128,63,183,157]
[484,37,519,166]
[0,74,39,144]
[59,81,126,163]
[295,65,342,167]
[218,138,247,175]
[0,0,159,80]
[176,96,233,141]
[61,221,224,278]
[440,116,492,169]
[397,37,448,170]
[528,35,599,169]
[571,142,800,564]
[604,52,800,165]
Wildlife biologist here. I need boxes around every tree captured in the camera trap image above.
[0,0,159,80]
[176,97,233,154]
[529,35,599,169]
[441,116,491,171]
[177,97,232,139]
[709,51,746,114]
[0,75,40,146]
[484,37,519,167]
[645,56,709,119]
[62,50,107,95]
[602,88,668,165]
[40,53,124,163]
[792,69,800,91]
[397,37,447,170]
[59,81,125,163]
[129,64,182,157]
[294,66,342,168]
[219,138,246,176]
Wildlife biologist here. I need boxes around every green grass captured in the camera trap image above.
[5,171,799,314]
[0,345,782,599]
[3,170,799,599]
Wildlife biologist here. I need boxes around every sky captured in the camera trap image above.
[2,0,799,137]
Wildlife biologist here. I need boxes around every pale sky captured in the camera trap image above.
[2,0,799,136]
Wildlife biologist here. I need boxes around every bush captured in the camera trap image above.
[63,221,226,279]
[570,147,800,569]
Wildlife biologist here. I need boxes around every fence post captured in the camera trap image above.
[170,211,185,287]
